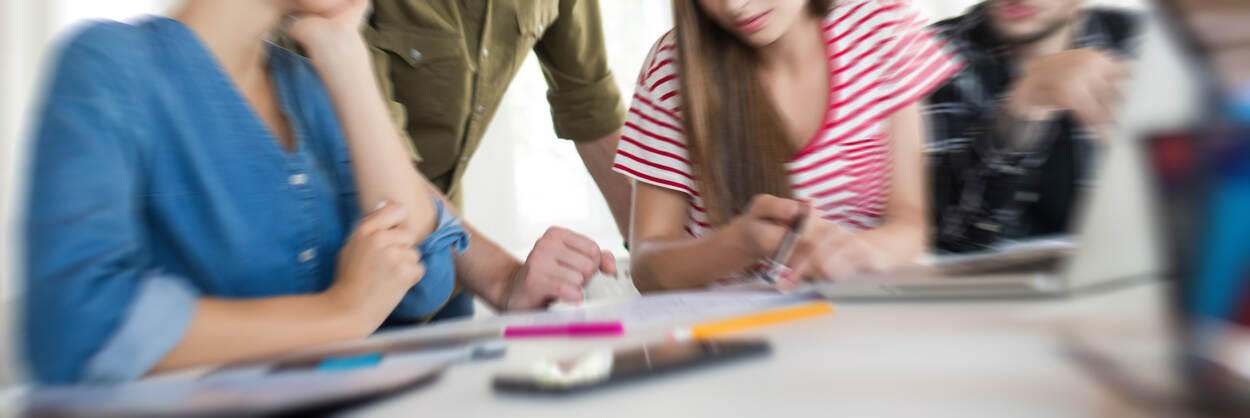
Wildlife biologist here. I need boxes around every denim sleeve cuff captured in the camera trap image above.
[419,197,470,255]
[81,273,199,383]
[389,197,470,321]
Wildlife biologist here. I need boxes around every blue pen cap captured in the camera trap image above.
[1229,82,1250,124]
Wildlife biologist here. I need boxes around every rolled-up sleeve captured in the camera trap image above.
[533,0,625,142]
[22,24,197,384]
[389,198,470,321]
[81,274,199,383]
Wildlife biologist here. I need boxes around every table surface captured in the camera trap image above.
[340,281,1181,418]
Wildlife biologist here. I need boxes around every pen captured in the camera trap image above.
[669,301,834,341]
[504,321,625,339]
[755,202,811,283]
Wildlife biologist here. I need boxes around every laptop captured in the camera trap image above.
[814,11,1199,301]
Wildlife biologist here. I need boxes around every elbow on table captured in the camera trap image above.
[627,251,694,294]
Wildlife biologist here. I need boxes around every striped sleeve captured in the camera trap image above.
[876,0,963,109]
[611,32,699,197]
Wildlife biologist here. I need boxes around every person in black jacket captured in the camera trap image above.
[925,0,1140,253]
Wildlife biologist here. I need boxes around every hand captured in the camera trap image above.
[725,195,888,289]
[286,0,372,53]
[1005,48,1130,128]
[781,218,889,289]
[324,201,425,334]
[505,227,617,310]
[724,194,803,260]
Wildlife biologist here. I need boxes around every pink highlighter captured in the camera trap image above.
[504,321,625,339]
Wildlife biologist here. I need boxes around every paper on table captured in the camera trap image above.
[581,271,641,300]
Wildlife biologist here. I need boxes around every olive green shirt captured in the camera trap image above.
[365,0,626,205]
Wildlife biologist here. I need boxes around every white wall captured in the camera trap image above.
[462,0,676,258]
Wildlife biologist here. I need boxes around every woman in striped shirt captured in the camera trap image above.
[614,0,961,291]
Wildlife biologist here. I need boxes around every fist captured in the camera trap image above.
[506,227,617,310]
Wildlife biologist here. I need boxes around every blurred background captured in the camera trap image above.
[0,0,1150,388]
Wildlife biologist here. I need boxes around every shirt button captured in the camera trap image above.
[460,156,469,164]
[288,173,308,186]
[298,248,317,263]
[481,48,489,58]
[409,49,423,61]
[537,24,544,33]
[475,105,485,115]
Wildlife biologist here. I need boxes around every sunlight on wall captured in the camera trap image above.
[462,0,675,258]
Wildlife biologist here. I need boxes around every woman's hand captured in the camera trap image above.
[780,217,889,289]
[324,201,425,335]
[726,194,889,289]
[286,0,371,54]
[724,195,802,261]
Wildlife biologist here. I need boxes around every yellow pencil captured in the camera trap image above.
[670,301,835,340]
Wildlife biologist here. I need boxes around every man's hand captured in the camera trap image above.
[1006,48,1131,128]
[505,227,617,310]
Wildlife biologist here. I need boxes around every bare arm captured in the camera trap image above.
[574,128,633,241]
[628,185,756,291]
[628,186,797,292]
[150,295,358,373]
[855,102,929,265]
[451,221,524,309]
[289,2,435,241]
[153,202,422,374]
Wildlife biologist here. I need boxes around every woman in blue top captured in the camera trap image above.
[22,0,616,385]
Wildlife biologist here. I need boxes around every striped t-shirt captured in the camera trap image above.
[613,0,961,237]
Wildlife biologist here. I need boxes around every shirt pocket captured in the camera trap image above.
[369,29,472,180]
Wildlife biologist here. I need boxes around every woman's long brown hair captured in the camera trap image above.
[674,0,834,223]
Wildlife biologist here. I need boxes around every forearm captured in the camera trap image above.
[857,217,928,266]
[574,129,632,240]
[151,294,363,374]
[303,33,435,239]
[631,228,756,292]
[869,103,929,266]
[452,221,523,310]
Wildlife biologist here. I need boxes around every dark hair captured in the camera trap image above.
[674,0,835,222]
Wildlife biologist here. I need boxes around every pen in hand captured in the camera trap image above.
[754,202,810,285]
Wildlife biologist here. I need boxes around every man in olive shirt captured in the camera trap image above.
[363,0,631,318]
[365,0,628,215]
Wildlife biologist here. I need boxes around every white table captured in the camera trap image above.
[344,281,1179,418]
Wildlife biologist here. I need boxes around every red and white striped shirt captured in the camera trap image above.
[613,0,961,237]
